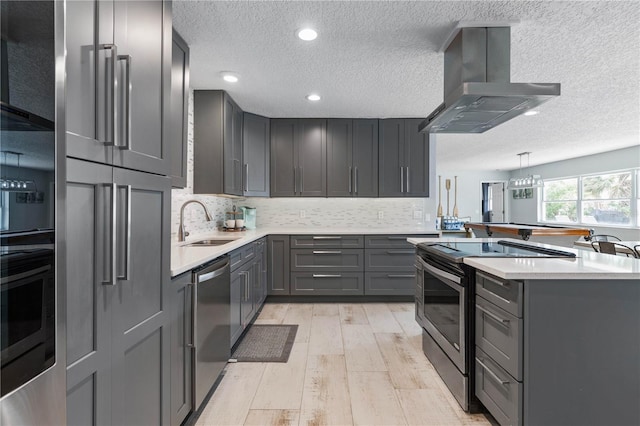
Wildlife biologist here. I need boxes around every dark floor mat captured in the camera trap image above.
[231,324,298,362]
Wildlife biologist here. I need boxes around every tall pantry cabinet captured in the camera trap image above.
[64,1,172,424]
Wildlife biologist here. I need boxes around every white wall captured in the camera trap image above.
[508,146,640,240]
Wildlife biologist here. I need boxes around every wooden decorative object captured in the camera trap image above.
[445,178,451,215]
[453,176,459,217]
[437,175,443,217]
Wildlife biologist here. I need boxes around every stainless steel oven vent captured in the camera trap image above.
[419,26,560,134]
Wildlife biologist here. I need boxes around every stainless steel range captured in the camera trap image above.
[414,240,575,412]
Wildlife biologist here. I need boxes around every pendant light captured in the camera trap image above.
[507,152,543,190]
[0,151,37,193]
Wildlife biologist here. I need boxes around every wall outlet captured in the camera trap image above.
[300,210,306,218]
[413,210,422,219]
[425,213,431,222]
[377,211,384,220]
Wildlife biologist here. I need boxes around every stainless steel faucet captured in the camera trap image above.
[178,200,213,242]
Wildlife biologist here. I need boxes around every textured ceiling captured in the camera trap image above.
[173,1,640,171]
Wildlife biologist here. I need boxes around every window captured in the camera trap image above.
[540,169,639,227]
[542,178,578,223]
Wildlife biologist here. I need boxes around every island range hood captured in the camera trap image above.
[419,26,560,134]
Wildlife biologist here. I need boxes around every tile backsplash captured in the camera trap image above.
[171,90,437,237]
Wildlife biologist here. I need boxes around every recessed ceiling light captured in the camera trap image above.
[297,28,318,41]
[221,72,239,83]
[306,94,321,101]
[524,110,539,116]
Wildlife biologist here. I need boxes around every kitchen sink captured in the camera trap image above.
[185,239,237,247]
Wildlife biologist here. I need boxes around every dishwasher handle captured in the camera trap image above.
[197,257,230,283]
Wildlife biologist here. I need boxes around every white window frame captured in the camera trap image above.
[539,168,639,228]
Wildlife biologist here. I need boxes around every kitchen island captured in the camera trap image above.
[464,222,592,247]
[409,237,639,426]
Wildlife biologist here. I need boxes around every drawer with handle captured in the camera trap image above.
[476,271,523,318]
[290,235,364,248]
[475,347,522,426]
[364,234,438,249]
[290,249,364,271]
[290,272,364,295]
[364,272,416,296]
[476,295,523,380]
[364,248,416,272]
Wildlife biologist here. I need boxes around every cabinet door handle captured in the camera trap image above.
[117,54,132,151]
[103,183,117,286]
[312,236,342,240]
[386,250,414,254]
[387,274,415,278]
[354,167,358,194]
[300,167,303,192]
[187,282,196,350]
[244,164,249,192]
[99,44,118,146]
[313,250,342,254]
[117,185,132,281]
[476,304,511,323]
[476,357,509,385]
[294,167,298,194]
[406,166,410,193]
[400,167,404,193]
[349,166,352,193]
[312,274,342,278]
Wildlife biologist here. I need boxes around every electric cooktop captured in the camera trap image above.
[417,240,576,262]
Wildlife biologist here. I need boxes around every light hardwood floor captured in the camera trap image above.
[196,303,490,426]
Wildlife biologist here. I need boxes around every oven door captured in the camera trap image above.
[418,256,466,373]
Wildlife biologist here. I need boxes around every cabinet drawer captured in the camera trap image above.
[230,242,256,271]
[291,249,363,271]
[364,234,437,249]
[476,296,523,381]
[364,248,415,272]
[476,272,523,318]
[364,272,415,296]
[290,272,364,295]
[475,348,522,426]
[290,235,364,248]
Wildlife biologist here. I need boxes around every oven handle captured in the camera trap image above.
[0,265,51,285]
[417,256,462,285]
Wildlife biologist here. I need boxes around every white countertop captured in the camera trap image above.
[408,238,640,280]
[171,227,441,276]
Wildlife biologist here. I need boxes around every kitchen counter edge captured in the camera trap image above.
[408,237,640,280]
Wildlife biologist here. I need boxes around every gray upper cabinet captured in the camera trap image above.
[243,113,270,196]
[193,90,244,195]
[379,119,430,197]
[170,30,189,188]
[270,119,327,197]
[327,119,378,197]
[65,0,170,175]
[66,158,172,426]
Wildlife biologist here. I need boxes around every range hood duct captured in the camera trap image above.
[419,26,560,134]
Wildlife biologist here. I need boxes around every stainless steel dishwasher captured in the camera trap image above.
[191,255,230,411]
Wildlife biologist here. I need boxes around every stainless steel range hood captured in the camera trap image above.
[419,26,560,134]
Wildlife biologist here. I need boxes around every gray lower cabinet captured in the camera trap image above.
[170,272,193,426]
[291,249,364,272]
[193,90,244,195]
[378,119,430,197]
[243,113,270,196]
[362,235,435,296]
[267,235,290,295]
[230,239,267,347]
[327,119,379,197]
[65,0,171,176]
[170,29,189,188]
[270,119,327,197]
[66,158,171,425]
